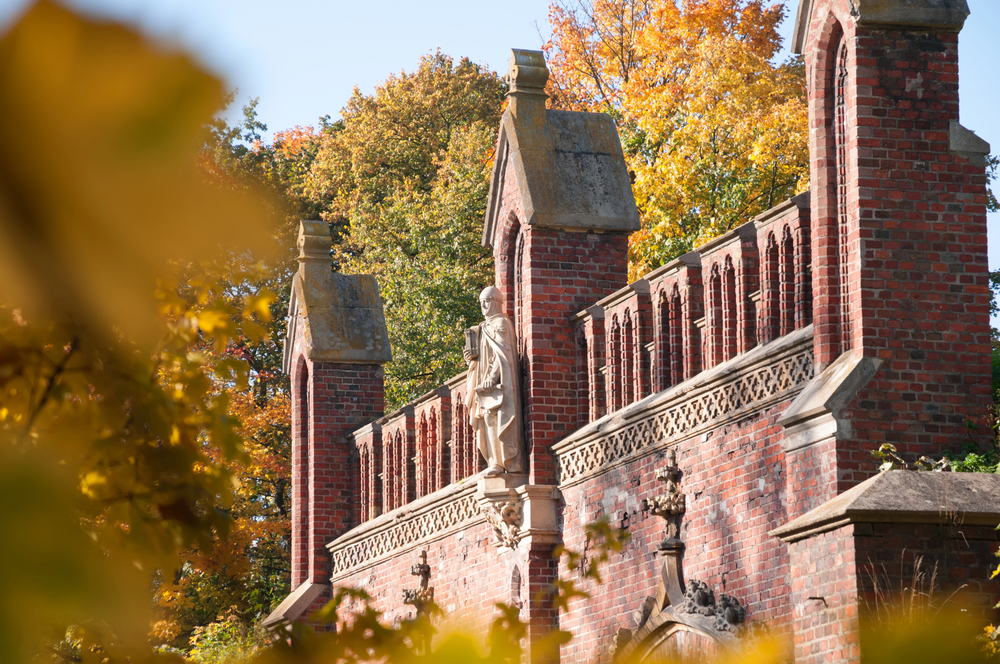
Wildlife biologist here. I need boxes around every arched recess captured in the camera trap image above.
[622,310,635,406]
[291,356,310,587]
[722,258,737,362]
[608,315,622,412]
[669,286,683,386]
[708,265,722,369]
[762,232,779,343]
[494,212,521,326]
[808,13,849,366]
[833,34,853,353]
[614,612,734,663]
[418,413,428,497]
[780,225,795,336]
[656,290,670,392]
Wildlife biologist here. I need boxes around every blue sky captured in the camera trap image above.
[1,0,997,283]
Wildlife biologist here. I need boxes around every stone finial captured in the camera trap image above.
[507,49,548,121]
[297,220,330,266]
[644,448,686,547]
[508,49,549,96]
[402,549,434,614]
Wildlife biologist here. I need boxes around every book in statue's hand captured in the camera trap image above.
[464,325,480,360]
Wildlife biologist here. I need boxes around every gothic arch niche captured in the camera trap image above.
[616,614,730,663]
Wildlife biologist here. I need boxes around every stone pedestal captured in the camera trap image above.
[475,474,560,550]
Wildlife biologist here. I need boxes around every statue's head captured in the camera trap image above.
[479,286,502,318]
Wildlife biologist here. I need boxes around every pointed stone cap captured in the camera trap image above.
[282,220,392,372]
[483,49,640,244]
[770,470,1000,543]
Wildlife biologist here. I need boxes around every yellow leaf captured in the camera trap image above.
[0,0,280,345]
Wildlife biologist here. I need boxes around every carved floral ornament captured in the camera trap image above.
[611,451,758,662]
[478,488,523,549]
[402,549,435,614]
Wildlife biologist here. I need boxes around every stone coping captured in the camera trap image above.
[592,279,650,311]
[326,470,489,580]
[444,369,469,390]
[770,469,1000,543]
[554,325,815,486]
[262,580,326,630]
[642,250,702,285]
[753,191,809,229]
[693,220,756,258]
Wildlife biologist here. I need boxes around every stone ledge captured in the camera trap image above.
[791,0,970,55]
[326,470,489,580]
[262,581,328,630]
[770,469,1000,543]
[554,325,815,487]
[779,347,883,452]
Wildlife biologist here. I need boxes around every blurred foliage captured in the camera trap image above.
[545,0,809,278]
[0,2,284,662]
[305,52,506,407]
[152,98,323,647]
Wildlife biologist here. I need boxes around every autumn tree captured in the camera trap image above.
[0,3,285,662]
[546,0,809,277]
[150,103,332,649]
[306,52,507,407]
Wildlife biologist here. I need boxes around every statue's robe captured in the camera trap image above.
[465,313,524,473]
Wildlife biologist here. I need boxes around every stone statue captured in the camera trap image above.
[463,286,525,476]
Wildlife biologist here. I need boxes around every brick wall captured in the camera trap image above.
[787,525,861,664]
[558,400,797,662]
[803,0,992,500]
[787,519,1000,664]
[291,359,385,587]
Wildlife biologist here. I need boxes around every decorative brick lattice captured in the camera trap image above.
[329,489,481,579]
[558,345,814,484]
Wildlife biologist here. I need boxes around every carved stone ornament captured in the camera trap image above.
[643,448,686,544]
[610,450,753,662]
[479,488,522,548]
[402,550,434,614]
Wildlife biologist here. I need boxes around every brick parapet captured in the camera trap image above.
[755,194,813,345]
[445,371,481,482]
[380,405,415,513]
[699,222,760,367]
[350,422,382,524]
[412,386,452,497]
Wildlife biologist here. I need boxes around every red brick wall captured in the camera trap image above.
[788,520,1000,664]
[853,521,1000,623]
[788,525,861,664]
[290,356,385,588]
[804,0,992,498]
[330,522,531,641]
[558,401,796,662]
